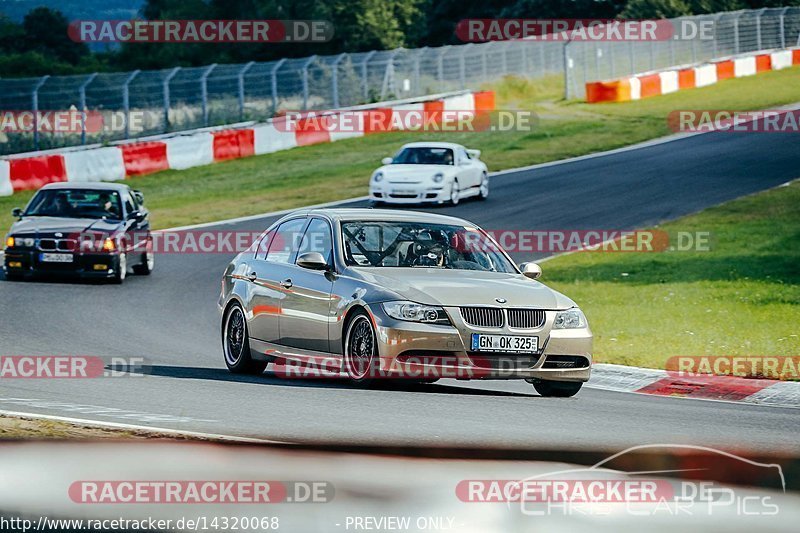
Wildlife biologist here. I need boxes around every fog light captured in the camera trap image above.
[102,238,116,252]
[93,264,109,271]
[8,261,22,268]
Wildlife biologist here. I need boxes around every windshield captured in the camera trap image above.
[341,221,516,272]
[392,147,454,165]
[25,189,123,220]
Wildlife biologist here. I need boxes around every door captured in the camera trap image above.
[278,217,335,353]
[457,147,481,190]
[247,217,307,343]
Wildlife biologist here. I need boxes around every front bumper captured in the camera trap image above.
[370,185,448,204]
[4,248,123,278]
[366,304,592,382]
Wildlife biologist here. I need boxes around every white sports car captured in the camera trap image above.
[369,142,489,206]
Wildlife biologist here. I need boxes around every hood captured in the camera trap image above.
[378,164,454,183]
[9,216,123,236]
[353,267,577,309]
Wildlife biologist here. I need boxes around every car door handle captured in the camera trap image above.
[280,278,293,289]
[246,272,257,282]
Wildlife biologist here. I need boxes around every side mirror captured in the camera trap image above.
[133,190,144,205]
[520,262,542,280]
[128,210,145,222]
[381,157,393,165]
[11,208,23,219]
[297,251,329,271]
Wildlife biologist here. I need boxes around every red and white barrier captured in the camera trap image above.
[0,90,494,196]
[586,47,800,103]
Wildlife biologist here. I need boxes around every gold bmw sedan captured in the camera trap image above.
[218,209,591,397]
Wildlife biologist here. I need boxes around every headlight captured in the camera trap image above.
[432,172,444,183]
[372,171,384,183]
[5,236,34,247]
[382,301,449,324]
[553,308,587,329]
[5,236,13,248]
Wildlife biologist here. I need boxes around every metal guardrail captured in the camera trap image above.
[1,8,798,155]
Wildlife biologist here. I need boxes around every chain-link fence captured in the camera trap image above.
[1,8,799,155]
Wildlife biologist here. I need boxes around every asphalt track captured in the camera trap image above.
[1,126,799,452]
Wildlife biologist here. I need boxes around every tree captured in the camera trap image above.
[22,6,90,64]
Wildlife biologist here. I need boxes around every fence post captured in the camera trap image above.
[200,64,217,128]
[733,12,741,54]
[271,59,286,114]
[78,72,97,145]
[360,51,376,100]
[331,53,347,108]
[31,75,49,151]
[459,44,472,88]
[563,40,571,100]
[237,61,255,121]
[779,7,789,49]
[481,43,488,81]
[301,55,317,110]
[437,46,451,82]
[755,8,766,50]
[163,67,180,132]
[413,47,426,93]
[122,70,140,140]
[628,41,635,75]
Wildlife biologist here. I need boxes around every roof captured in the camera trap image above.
[307,207,474,226]
[398,141,466,150]
[39,182,133,192]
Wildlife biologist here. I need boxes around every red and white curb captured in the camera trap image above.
[589,363,800,408]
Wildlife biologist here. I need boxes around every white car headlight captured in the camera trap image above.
[432,172,444,183]
[553,308,587,329]
[372,171,384,183]
[382,301,448,324]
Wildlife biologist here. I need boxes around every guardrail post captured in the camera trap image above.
[360,51,376,100]
[331,53,347,108]
[200,64,217,127]
[237,61,255,121]
[163,67,180,131]
[122,70,140,140]
[78,72,97,145]
[301,55,317,110]
[270,59,286,114]
[31,75,49,151]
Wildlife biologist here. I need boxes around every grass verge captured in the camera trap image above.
[0,414,204,440]
[544,180,800,369]
[1,67,799,237]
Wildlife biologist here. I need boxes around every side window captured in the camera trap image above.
[296,218,333,265]
[265,218,307,264]
[459,148,470,163]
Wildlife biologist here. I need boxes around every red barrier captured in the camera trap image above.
[213,129,255,161]
[364,108,394,134]
[295,116,331,147]
[473,91,496,112]
[120,142,168,176]
[715,60,735,80]
[793,49,800,65]
[423,100,445,124]
[677,68,696,90]
[638,74,662,99]
[755,54,772,73]
[586,80,631,103]
[9,154,67,191]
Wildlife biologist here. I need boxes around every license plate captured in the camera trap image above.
[40,253,73,263]
[392,190,417,195]
[471,334,539,353]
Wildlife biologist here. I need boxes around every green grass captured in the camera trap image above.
[543,180,800,369]
[2,66,800,238]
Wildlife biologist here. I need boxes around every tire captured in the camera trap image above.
[111,252,127,284]
[531,380,583,398]
[416,378,440,384]
[478,172,489,200]
[343,311,378,385]
[133,239,154,275]
[222,303,268,374]
[449,180,460,206]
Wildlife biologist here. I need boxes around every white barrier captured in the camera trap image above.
[0,160,11,196]
[442,93,475,113]
[63,147,125,183]
[390,103,425,130]
[329,111,366,142]
[694,64,718,87]
[659,71,679,94]
[771,50,793,69]
[734,56,757,77]
[253,123,297,155]
[629,77,642,100]
[165,133,214,170]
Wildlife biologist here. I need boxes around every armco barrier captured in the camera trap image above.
[165,133,214,170]
[9,154,66,191]
[0,160,11,196]
[121,142,169,176]
[0,90,494,196]
[63,147,125,183]
[586,47,800,103]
